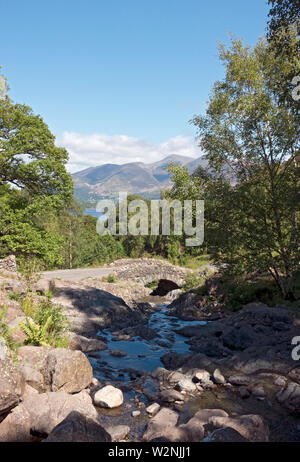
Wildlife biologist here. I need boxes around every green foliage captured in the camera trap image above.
[21,294,36,318]
[0,72,73,266]
[103,273,116,283]
[267,0,300,58]
[21,300,68,348]
[7,291,22,302]
[0,305,18,353]
[145,280,159,289]
[216,274,300,313]
[189,36,299,299]
[0,92,73,202]
[182,270,212,292]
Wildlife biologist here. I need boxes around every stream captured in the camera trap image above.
[86,302,300,442]
[89,303,207,384]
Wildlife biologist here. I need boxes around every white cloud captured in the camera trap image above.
[56,132,202,173]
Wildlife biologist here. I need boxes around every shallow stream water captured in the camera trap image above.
[89,303,206,383]
[86,302,300,442]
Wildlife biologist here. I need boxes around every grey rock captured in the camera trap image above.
[45,411,111,442]
[203,427,249,442]
[142,408,179,441]
[209,414,269,442]
[0,359,25,418]
[44,348,93,393]
[0,403,31,442]
[159,389,185,403]
[0,391,97,440]
[105,424,130,442]
[228,375,251,386]
[110,349,127,357]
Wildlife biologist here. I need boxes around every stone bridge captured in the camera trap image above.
[109,258,191,288]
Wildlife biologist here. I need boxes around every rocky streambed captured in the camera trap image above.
[83,300,300,443]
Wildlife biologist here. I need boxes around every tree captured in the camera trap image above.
[0,69,73,265]
[267,0,300,44]
[190,37,299,299]
[266,2,300,107]
[0,70,72,204]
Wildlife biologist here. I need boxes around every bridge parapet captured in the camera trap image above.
[110,258,191,286]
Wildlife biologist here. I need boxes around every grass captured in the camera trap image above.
[8,291,22,302]
[145,280,159,289]
[101,273,117,283]
[178,254,212,269]
[182,267,215,292]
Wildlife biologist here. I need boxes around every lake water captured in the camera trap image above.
[84,209,107,221]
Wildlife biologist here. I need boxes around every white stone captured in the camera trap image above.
[93,385,123,409]
[213,368,226,384]
[177,378,196,392]
[146,402,160,416]
[194,369,211,383]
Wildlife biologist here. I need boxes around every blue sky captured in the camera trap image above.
[0,0,269,171]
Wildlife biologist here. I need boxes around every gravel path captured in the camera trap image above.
[41,266,114,281]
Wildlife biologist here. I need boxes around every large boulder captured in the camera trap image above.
[51,284,142,333]
[17,365,44,393]
[178,409,229,442]
[93,385,123,409]
[17,346,93,393]
[209,414,269,442]
[0,405,31,442]
[0,391,98,441]
[44,348,93,393]
[167,289,224,321]
[18,346,51,376]
[0,359,25,419]
[142,408,179,441]
[45,411,111,442]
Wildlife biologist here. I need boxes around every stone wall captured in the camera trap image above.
[0,255,18,273]
[109,258,191,286]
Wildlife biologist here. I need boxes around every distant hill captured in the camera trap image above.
[72,154,207,203]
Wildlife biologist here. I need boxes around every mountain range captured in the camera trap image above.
[72,154,207,203]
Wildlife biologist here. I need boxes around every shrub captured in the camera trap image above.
[182,271,208,291]
[21,294,36,317]
[21,300,68,348]
[102,274,116,283]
